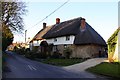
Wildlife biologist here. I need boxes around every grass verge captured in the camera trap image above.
[38,58,86,66]
[86,62,120,78]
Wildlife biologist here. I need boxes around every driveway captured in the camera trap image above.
[3,51,108,79]
[63,58,108,78]
[64,58,108,71]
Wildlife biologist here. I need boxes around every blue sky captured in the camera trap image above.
[13,0,119,43]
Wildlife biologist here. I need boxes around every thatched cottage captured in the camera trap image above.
[29,23,52,51]
[42,17,107,58]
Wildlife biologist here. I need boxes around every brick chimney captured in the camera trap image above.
[43,23,46,29]
[80,18,86,29]
[56,18,60,24]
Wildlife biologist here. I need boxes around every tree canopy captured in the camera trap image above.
[1,1,27,32]
[1,1,27,51]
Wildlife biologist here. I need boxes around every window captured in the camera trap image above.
[54,38,57,42]
[53,45,58,52]
[64,44,67,48]
[66,36,70,41]
[37,40,39,44]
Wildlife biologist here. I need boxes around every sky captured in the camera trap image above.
[13,0,119,43]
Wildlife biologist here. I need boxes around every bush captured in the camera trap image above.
[51,51,62,59]
[25,51,31,58]
[25,51,36,59]
[38,52,48,59]
[63,47,72,59]
[14,47,26,55]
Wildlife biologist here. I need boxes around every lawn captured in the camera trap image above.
[86,62,120,78]
[39,58,86,66]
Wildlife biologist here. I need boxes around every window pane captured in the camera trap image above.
[66,36,70,41]
[54,38,57,42]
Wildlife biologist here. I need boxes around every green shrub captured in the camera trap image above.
[25,51,31,58]
[38,52,48,59]
[63,47,72,59]
[25,51,36,59]
[51,51,62,59]
[14,47,26,55]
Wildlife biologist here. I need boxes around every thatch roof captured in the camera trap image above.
[43,17,80,38]
[30,26,52,42]
[74,23,106,46]
[42,17,106,46]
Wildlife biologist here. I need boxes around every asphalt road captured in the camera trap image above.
[2,51,108,79]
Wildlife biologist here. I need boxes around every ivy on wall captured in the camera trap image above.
[107,27,120,57]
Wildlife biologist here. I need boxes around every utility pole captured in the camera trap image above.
[25,30,27,43]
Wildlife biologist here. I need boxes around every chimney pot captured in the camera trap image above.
[43,23,46,29]
[80,18,86,29]
[56,18,60,24]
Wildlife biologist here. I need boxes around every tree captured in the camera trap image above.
[2,24,13,51]
[1,1,27,32]
[1,1,27,51]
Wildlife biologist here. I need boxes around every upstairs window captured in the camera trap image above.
[54,38,57,42]
[66,36,70,41]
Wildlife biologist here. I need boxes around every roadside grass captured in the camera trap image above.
[38,58,86,66]
[86,62,120,78]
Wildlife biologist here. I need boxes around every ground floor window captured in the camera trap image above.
[53,45,58,52]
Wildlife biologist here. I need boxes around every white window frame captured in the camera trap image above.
[54,38,57,42]
[66,36,70,41]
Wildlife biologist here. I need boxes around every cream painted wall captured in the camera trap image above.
[118,31,120,62]
[113,30,120,62]
[46,35,75,45]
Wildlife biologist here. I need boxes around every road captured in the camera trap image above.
[3,51,108,79]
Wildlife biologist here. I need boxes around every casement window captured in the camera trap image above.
[64,44,67,48]
[37,40,39,44]
[53,45,58,52]
[66,36,70,41]
[54,38,57,42]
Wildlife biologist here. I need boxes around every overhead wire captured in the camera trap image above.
[26,0,70,30]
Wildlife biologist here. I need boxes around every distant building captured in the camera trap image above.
[7,44,15,51]
[7,42,28,51]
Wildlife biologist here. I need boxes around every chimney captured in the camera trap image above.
[56,18,60,24]
[43,23,46,29]
[80,18,86,29]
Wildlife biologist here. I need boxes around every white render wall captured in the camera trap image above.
[29,43,33,50]
[32,40,43,46]
[46,35,75,45]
